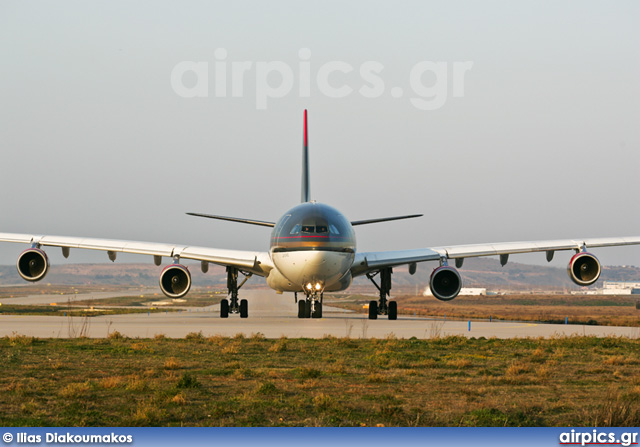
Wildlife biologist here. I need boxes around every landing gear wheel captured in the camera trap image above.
[298,300,306,318]
[239,299,248,318]
[366,267,393,320]
[312,302,323,319]
[304,300,312,318]
[388,301,397,320]
[368,300,378,320]
[224,266,253,318]
[220,299,229,318]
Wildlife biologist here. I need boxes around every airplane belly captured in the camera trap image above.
[271,250,354,290]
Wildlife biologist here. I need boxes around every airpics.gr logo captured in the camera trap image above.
[559,429,638,447]
[171,48,473,110]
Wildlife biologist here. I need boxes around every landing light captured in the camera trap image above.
[306,283,313,290]
[315,283,322,290]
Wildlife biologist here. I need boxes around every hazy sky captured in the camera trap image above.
[0,0,638,270]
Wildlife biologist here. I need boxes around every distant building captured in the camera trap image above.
[460,288,487,296]
[423,287,486,296]
[602,281,640,295]
[603,281,640,290]
[572,281,640,295]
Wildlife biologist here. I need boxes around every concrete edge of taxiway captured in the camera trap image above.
[0,311,638,339]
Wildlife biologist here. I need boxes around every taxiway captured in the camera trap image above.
[0,289,637,339]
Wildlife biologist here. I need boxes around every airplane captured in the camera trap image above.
[1,110,639,320]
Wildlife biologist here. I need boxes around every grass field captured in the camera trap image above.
[1,334,639,427]
[0,285,140,299]
[0,304,176,317]
[328,294,640,327]
[69,291,225,308]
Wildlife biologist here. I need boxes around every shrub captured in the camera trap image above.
[176,373,200,389]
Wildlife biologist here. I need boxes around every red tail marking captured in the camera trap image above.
[304,109,308,148]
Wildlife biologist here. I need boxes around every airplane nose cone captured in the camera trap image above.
[272,250,354,289]
[303,251,327,266]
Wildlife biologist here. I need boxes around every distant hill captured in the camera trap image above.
[0,259,639,291]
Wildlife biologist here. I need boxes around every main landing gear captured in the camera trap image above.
[296,291,323,319]
[220,267,252,318]
[366,267,397,320]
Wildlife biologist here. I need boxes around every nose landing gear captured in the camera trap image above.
[297,291,323,318]
[366,267,397,320]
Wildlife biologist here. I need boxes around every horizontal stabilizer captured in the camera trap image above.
[186,213,275,227]
[351,214,423,226]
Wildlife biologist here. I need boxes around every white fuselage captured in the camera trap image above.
[271,250,354,292]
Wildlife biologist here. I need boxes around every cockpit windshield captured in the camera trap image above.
[290,224,330,235]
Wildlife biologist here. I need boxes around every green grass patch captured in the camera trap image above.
[0,335,639,426]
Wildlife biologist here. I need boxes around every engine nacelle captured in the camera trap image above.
[159,264,191,298]
[567,252,601,286]
[17,248,49,282]
[429,266,462,301]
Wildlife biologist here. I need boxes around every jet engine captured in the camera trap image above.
[567,252,601,286]
[159,264,191,298]
[17,248,49,282]
[429,266,462,301]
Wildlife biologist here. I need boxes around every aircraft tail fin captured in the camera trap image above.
[301,109,310,203]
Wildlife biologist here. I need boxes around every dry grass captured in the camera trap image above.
[505,361,531,376]
[603,355,627,366]
[163,357,181,370]
[587,389,640,426]
[366,373,389,383]
[107,331,125,340]
[330,293,640,327]
[1,335,640,426]
[99,376,124,389]
[446,358,472,368]
[126,376,149,392]
[222,344,240,355]
[58,382,90,399]
[8,333,35,346]
[170,393,187,406]
[268,338,288,353]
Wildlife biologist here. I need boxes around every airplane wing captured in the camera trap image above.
[351,236,640,277]
[0,232,273,276]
